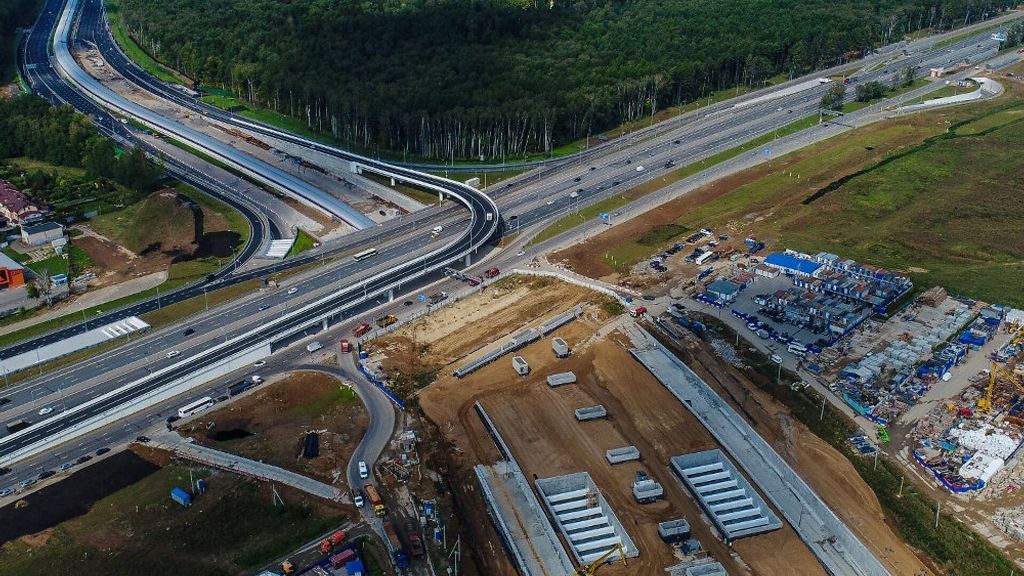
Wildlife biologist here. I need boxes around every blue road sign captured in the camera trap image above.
[418,294,427,302]
[763,147,771,156]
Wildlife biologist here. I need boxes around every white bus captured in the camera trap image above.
[177,396,214,419]
[352,248,377,262]
[694,251,715,266]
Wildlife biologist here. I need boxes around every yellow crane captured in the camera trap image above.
[977,363,1024,413]
[576,544,627,576]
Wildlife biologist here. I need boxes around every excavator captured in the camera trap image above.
[576,543,627,575]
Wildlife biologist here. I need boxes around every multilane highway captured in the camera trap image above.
[0,0,499,464]
[7,0,1010,365]
[2,0,1017,477]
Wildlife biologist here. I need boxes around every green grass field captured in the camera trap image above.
[5,156,86,179]
[0,464,346,576]
[667,80,1024,306]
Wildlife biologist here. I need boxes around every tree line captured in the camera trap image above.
[114,0,1008,160]
[0,0,41,82]
[0,95,162,212]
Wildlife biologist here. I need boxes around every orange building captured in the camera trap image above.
[0,253,26,290]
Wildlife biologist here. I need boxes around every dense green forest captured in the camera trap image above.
[0,96,162,216]
[0,0,41,82]
[116,0,1006,160]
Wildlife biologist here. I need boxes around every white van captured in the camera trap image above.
[358,461,368,479]
[306,341,323,353]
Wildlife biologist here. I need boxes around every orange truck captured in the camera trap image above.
[319,529,347,554]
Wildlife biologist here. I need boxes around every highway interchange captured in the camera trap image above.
[1,0,1021,548]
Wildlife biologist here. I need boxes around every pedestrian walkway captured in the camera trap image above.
[156,432,344,501]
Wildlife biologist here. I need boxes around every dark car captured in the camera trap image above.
[0,397,10,406]
[573,176,581,182]
[0,467,11,476]
[75,455,93,464]
[183,328,195,336]
[403,301,413,307]
[37,470,56,481]
[216,395,229,403]
[95,447,110,456]
[135,436,151,443]
[166,415,180,424]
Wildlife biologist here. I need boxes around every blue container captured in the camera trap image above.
[170,487,191,507]
[359,351,369,360]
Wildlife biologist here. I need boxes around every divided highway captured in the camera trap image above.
[0,0,500,465]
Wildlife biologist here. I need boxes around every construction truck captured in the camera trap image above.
[376,314,397,328]
[629,306,647,318]
[352,322,371,337]
[281,560,295,574]
[382,521,410,569]
[408,524,425,557]
[319,529,347,554]
[876,425,890,443]
[484,267,500,279]
[428,292,448,305]
[364,483,386,516]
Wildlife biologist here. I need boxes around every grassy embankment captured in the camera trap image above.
[0,463,347,576]
[104,0,186,85]
[286,229,317,257]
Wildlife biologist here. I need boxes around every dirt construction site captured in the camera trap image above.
[367,276,936,576]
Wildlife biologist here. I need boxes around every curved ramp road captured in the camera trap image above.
[53,0,374,230]
[0,0,499,467]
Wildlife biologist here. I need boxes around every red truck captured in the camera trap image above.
[630,306,648,318]
[352,322,371,337]
[339,339,351,353]
[484,267,500,279]
[329,549,355,568]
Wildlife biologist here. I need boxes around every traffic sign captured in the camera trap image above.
[418,294,426,302]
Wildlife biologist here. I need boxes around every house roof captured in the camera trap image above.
[22,221,63,234]
[0,180,43,214]
[764,253,822,275]
[706,279,741,296]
